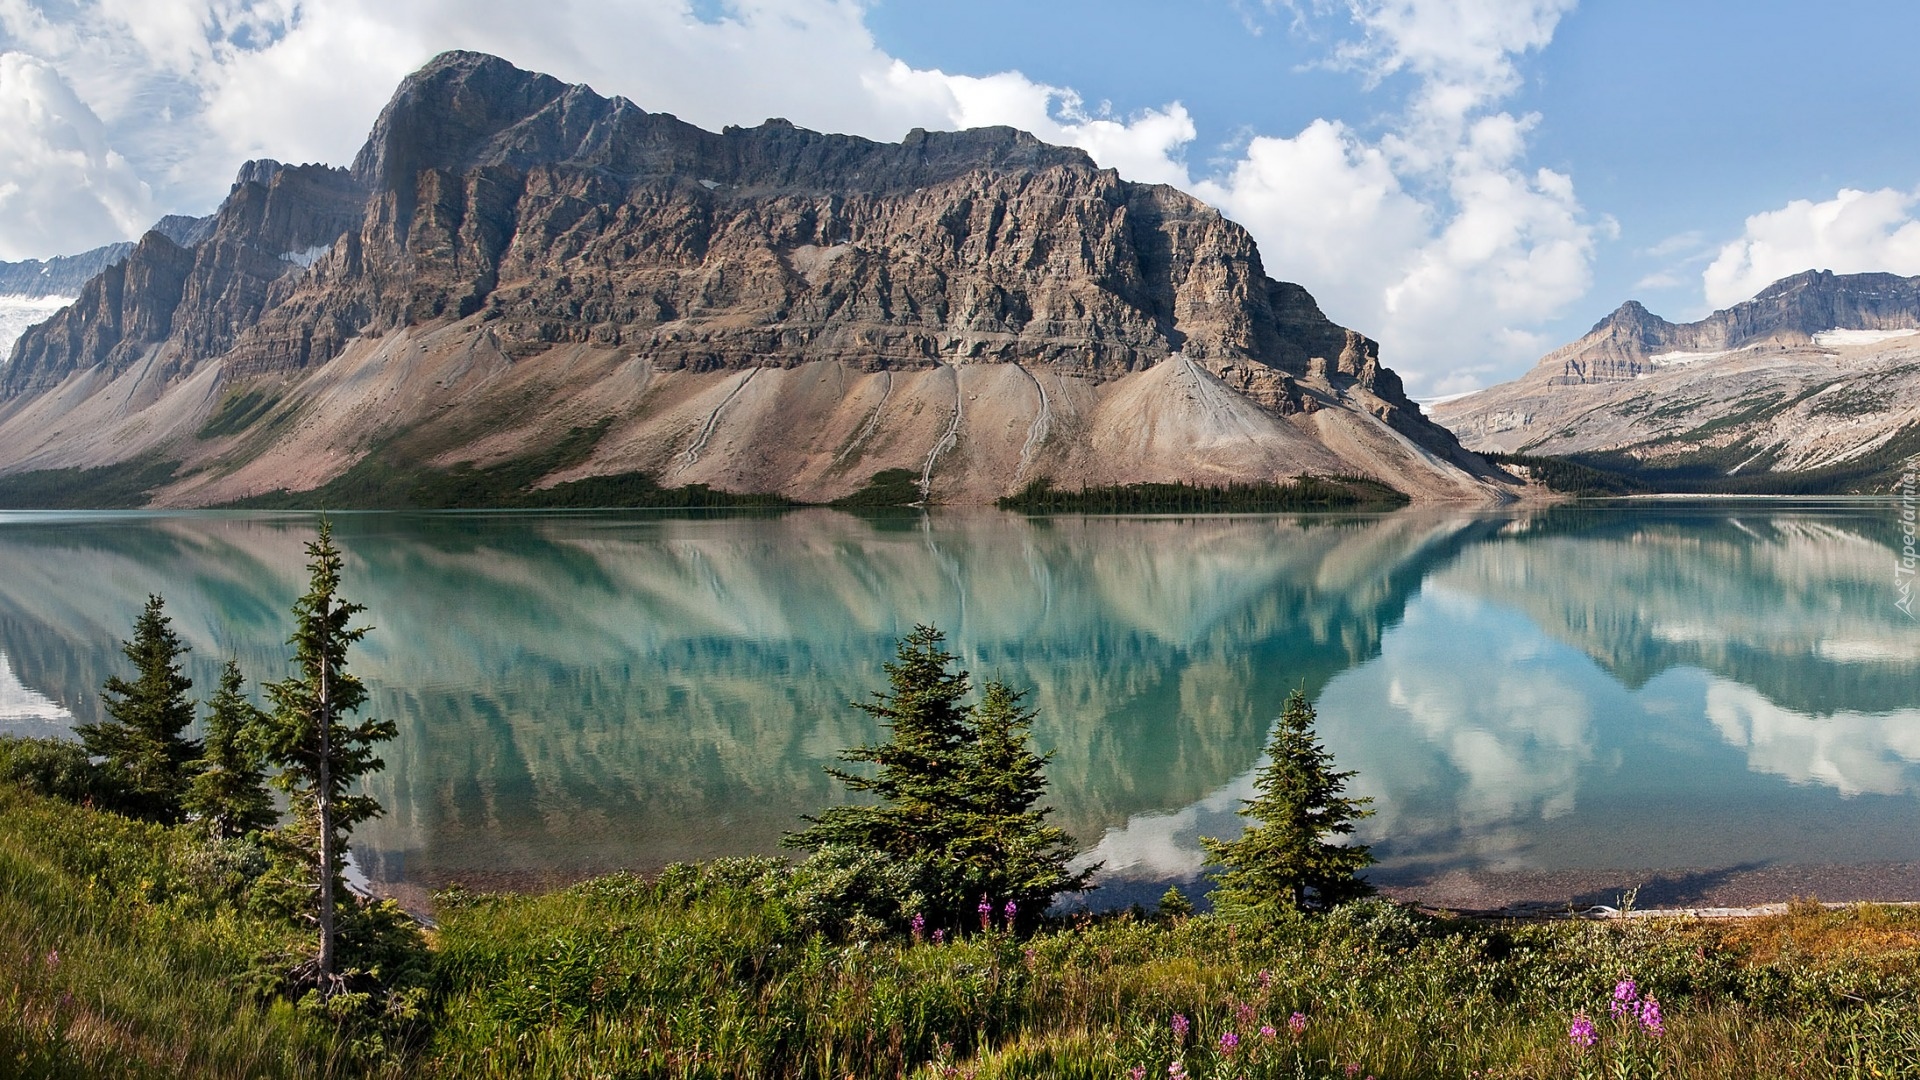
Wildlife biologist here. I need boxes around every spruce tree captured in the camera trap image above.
[1202,687,1374,915]
[257,520,396,991]
[947,680,1090,922]
[787,625,973,864]
[184,659,277,839]
[78,594,200,822]
[787,628,1089,928]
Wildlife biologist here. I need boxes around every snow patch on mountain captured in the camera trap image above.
[1812,327,1920,348]
[0,295,74,364]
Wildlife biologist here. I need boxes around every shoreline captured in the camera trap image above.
[1370,860,1920,917]
[369,858,1920,922]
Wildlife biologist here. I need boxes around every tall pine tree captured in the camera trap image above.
[947,680,1091,924]
[78,594,200,823]
[787,625,973,864]
[1202,687,1374,915]
[257,520,396,992]
[787,627,1088,928]
[184,659,277,839]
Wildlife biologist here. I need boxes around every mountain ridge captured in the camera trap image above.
[0,50,1509,507]
[1431,270,1920,490]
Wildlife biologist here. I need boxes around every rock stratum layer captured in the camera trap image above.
[0,51,1506,506]
[1433,271,1920,486]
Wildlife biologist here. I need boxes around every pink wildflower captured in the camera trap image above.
[1288,1011,1307,1036]
[1638,995,1664,1037]
[1569,1012,1598,1048]
[1610,978,1639,1017]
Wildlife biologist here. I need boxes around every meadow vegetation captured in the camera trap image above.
[5,601,1920,1078]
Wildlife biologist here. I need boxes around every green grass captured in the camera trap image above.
[997,476,1410,514]
[0,782,392,1079]
[418,869,1920,1080]
[9,783,1920,1078]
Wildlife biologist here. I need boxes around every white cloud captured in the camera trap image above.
[1199,0,1595,393]
[1703,187,1920,309]
[0,52,152,260]
[0,0,1600,393]
[873,61,1198,188]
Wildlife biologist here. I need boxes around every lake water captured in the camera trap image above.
[2,504,1917,909]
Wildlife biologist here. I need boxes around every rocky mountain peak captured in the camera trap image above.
[0,50,1500,505]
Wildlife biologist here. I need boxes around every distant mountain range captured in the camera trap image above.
[0,51,1508,508]
[1431,270,1920,493]
[0,216,213,298]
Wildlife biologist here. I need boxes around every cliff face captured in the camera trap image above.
[0,217,209,300]
[0,51,1503,505]
[1431,272,1920,485]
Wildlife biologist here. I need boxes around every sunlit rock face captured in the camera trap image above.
[0,51,1501,506]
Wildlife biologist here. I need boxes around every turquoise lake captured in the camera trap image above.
[1,505,1916,906]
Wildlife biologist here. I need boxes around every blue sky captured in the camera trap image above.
[2,0,1918,396]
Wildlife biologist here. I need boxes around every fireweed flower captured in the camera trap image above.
[1569,1012,1598,1049]
[1288,1012,1307,1036]
[1610,978,1639,1017]
[978,896,992,930]
[1171,1013,1190,1041]
[1220,1031,1240,1055]
[932,929,945,945]
[1233,1001,1256,1027]
[1259,1025,1277,1041]
[910,913,925,942]
[1127,1068,1147,1080]
[1256,969,1273,990]
[1168,1061,1188,1080]
[1004,899,1017,924]
[1638,996,1664,1037]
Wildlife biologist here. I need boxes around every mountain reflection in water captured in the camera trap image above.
[0,505,1914,901]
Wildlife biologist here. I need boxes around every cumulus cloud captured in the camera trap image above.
[0,52,152,260]
[1205,0,1598,393]
[0,0,1601,392]
[1703,187,1920,309]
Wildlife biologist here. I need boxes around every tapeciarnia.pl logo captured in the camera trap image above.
[1898,457,1917,619]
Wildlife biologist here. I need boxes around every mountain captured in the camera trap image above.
[0,215,218,364]
[0,216,214,298]
[1431,270,1920,491]
[0,51,1509,507]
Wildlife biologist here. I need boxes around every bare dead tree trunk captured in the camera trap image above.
[316,592,336,990]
